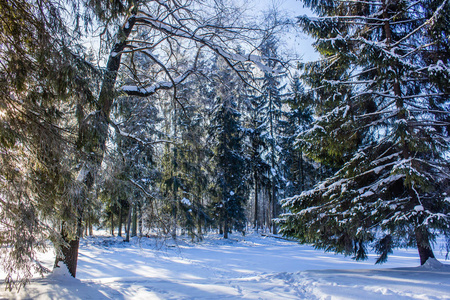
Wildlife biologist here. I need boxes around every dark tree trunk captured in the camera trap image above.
[138,202,143,237]
[125,205,132,242]
[55,218,82,277]
[197,217,202,240]
[299,150,304,191]
[262,191,267,231]
[416,227,435,265]
[89,218,93,236]
[111,213,115,236]
[132,204,137,237]
[60,239,80,277]
[118,206,123,237]
[171,201,177,240]
[57,13,138,277]
[254,172,258,230]
[223,220,229,239]
[271,185,277,235]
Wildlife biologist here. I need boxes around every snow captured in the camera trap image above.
[414,205,424,212]
[121,72,191,96]
[1,232,449,299]
[47,262,75,282]
[420,258,445,270]
[360,190,375,198]
[181,197,191,206]
[76,164,90,183]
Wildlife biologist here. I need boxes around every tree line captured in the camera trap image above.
[0,0,449,291]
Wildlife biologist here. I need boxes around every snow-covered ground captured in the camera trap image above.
[1,231,449,299]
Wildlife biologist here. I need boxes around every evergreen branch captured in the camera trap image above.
[128,178,155,200]
[323,79,378,85]
[414,159,450,178]
[400,42,436,59]
[402,94,449,100]
[391,0,448,49]
[310,15,387,22]
[337,0,383,5]
[350,90,397,100]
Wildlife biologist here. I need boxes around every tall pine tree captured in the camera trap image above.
[0,0,99,288]
[280,0,450,265]
[209,58,249,238]
[256,30,285,234]
[279,75,315,198]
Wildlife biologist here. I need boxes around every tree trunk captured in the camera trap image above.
[272,185,277,235]
[118,206,123,237]
[223,220,229,239]
[197,216,202,240]
[55,218,82,277]
[269,183,277,235]
[89,218,93,236]
[138,202,143,237]
[381,0,392,45]
[111,213,115,236]
[254,172,258,230]
[58,238,79,277]
[56,13,138,277]
[299,150,304,191]
[171,200,177,240]
[125,204,132,242]
[262,190,267,231]
[196,196,203,239]
[132,204,137,237]
[416,227,435,265]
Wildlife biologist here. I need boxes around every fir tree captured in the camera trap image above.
[175,106,212,241]
[0,0,98,288]
[280,0,450,265]
[256,32,285,234]
[106,93,158,240]
[245,93,271,230]
[209,63,249,238]
[279,75,315,198]
[157,66,211,241]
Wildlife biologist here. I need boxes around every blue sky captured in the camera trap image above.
[253,0,319,62]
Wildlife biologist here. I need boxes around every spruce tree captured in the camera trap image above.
[279,76,315,198]
[257,33,285,234]
[209,60,249,238]
[175,100,212,241]
[105,93,158,240]
[280,0,450,265]
[157,66,211,241]
[245,94,271,230]
[0,0,98,288]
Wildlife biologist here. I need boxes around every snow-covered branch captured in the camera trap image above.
[121,70,194,97]
[391,0,448,48]
[128,178,155,200]
[108,117,179,146]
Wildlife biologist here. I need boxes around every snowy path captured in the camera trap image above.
[1,232,449,299]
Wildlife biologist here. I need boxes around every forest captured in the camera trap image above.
[0,0,449,292]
